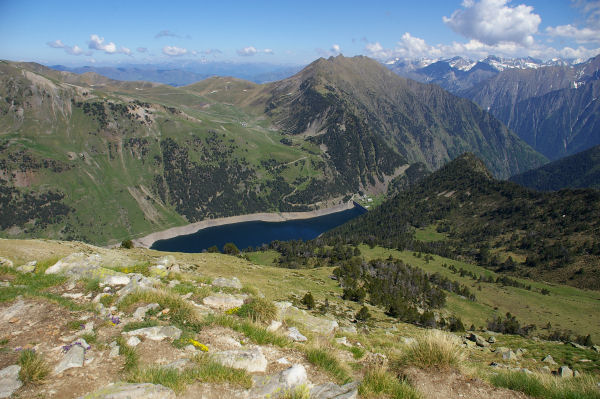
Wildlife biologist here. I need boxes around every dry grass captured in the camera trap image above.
[18,349,50,384]
[490,370,600,399]
[398,329,465,370]
[118,289,201,326]
[359,366,422,399]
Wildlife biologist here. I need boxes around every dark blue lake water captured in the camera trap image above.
[151,206,366,253]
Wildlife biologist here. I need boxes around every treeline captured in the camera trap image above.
[323,154,600,289]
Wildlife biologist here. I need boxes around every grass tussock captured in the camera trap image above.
[127,355,252,392]
[305,346,350,384]
[399,329,464,370]
[122,320,160,332]
[490,370,600,399]
[118,289,200,326]
[359,367,422,399]
[116,336,139,372]
[18,349,50,384]
[235,297,277,324]
[205,314,288,347]
[281,384,311,399]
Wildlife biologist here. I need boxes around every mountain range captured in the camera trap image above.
[0,56,544,244]
[388,54,600,161]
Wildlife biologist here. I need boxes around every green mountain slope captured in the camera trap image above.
[325,153,600,289]
[260,55,545,180]
[0,57,546,245]
[510,145,600,190]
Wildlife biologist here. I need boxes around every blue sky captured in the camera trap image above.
[1,0,599,66]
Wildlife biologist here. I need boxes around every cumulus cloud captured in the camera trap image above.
[237,46,258,56]
[316,44,343,57]
[443,0,541,47]
[47,39,86,55]
[236,46,273,56]
[88,34,117,53]
[162,46,188,56]
[331,44,341,54]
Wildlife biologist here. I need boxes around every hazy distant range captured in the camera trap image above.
[50,62,304,86]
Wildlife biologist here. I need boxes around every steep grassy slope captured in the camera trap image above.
[0,61,344,244]
[325,154,600,289]
[510,145,600,190]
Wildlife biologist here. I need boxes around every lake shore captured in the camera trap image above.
[133,201,355,249]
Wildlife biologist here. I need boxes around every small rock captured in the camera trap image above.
[502,350,518,361]
[62,292,84,299]
[277,357,291,365]
[401,337,417,345]
[109,346,120,358]
[124,326,182,341]
[542,355,557,364]
[212,346,267,372]
[287,327,307,342]
[574,370,580,377]
[558,365,573,378]
[212,277,243,289]
[311,381,359,399]
[214,336,241,349]
[336,337,351,347]
[101,274,131,286]
[580,359,591,363]
[489,362,501,368]
[0,256,14,268]
[16,261,36,273]
[266,320,282,332]
[251,364,307,397]
[0,365,22,399]
[569,342,585,350]
[515,348,527,356]
[77,382,175,399]
[164,359,189,371]
[184,345,196,352]
[55,342,85,374]
[487,336,496,344]
[127,336,141,347]
[520,368,533,374]
[132,303,160,321]
[468,333,490,347]
[202,294,244,310]
[592,345,600,353]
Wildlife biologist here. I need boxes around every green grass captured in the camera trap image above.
[348,346,365,359]
[116,336,139,372]
[398,330,464,370]
[359,367,422,399]
[204,314,289,347]
[305,347,350,384]
[490,370,600,399]
[18,349,50,384]
[122,320,161,332]
[281,384,311,399]
[127,355,252,393]
[66,319,87,330]
[235,297,277,324]
[118,289,201,326]
[414,225,447,242]
[358,245,600,342]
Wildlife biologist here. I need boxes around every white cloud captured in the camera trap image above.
[162,46,188,56]
[264,48,274,54]
[88,34,117,53]
[574,0,600,29]
[47,39,85,56]
[546,24,600,43]
[137,47,148,53]
[47,39,65,48]
[331,44,341,54]
[121,47,132,56]
[237,46,258,56]
[443,0,541,47]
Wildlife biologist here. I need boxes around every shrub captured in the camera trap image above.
[301,292,315,310]
[355,306,370,322]
[206,245,220,253]
[222,242,240,255]
[236,298,277,324]
[447,316,465,332]
[18,349,50,384]
[121,239,134,249]
[399,329,464,370]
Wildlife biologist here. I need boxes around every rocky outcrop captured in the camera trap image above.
[0,365,22,398]
[124,326,182,341]
[212,346,268,373]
